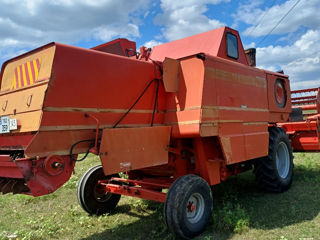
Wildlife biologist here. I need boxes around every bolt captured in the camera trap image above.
[52,162,63,169]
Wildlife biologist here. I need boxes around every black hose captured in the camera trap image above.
[70,78,160,161]
[113,78,159,128]
[151,79,159,126]
[70,139,94,162]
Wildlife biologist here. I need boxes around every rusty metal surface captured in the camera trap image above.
[15,155,75,196]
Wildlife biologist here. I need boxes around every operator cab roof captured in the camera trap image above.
[150,26,248,66]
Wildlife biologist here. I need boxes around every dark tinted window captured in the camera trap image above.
[227,33,238,59]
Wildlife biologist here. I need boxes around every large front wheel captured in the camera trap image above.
[164,174,213,239]
[254,127,293,192]
[77,165,121,215]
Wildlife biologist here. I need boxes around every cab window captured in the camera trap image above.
[227,33,238,59]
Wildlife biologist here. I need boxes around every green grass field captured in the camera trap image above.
[0,152,319,240]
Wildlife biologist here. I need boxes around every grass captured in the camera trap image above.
[0,152,319,240]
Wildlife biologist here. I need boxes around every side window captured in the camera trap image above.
[227,33,238,59]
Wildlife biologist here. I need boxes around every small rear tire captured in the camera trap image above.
[254,127,293,192]
[164,174,213,239]
[77,165,121,215]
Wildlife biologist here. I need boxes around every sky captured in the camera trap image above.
[0,0,319,90]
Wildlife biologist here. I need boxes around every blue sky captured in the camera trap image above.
[0,0,319,90]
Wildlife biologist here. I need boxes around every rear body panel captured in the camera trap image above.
[0,42,165,195]
[0,43,165,157]
[0,45,55,151]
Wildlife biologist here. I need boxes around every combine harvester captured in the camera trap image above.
[0,26,319,239]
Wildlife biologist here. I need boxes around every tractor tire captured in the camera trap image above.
[164,174,213,240]
[289,107,303,122]
[254,127,293,192]
[77,165,121,215]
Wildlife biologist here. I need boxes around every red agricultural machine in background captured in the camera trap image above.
[279,87,320,152]
[0,26,319,239]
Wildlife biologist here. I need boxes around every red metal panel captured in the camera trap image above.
[25,130,96,158]
[40,111,164,129]
[103,183,166,202]
[0,155,24,178]
[150,27,224,62]
[0,134,34,150]
[193,138,221,186]
[162,57,180,92]
[92,38,136,56]
[200,55,270,163]
[100,126,171,176]
[171,123,200,138]
[291,131,320,151]
[163,56,204,137]
[150,27,248,65]
[266,74,291,122]
[44,43,164,110]
[15,156,74,196]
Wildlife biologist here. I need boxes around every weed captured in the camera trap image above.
[62,173,78,189]
[212,202,250,233]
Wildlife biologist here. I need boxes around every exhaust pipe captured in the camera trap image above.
[245,48,256,67]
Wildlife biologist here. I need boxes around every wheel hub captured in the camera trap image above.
[93,183,112,203]
[276,141,290,179]
[187,201,196,212]
[186,193,205,224]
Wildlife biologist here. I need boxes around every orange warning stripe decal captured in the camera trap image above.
[10,58,41,90]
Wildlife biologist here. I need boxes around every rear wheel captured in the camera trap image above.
[164,174,213,239]
[254,127,293,192]
[77,165,121,215]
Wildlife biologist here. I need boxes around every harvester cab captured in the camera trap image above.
[0,26,318,239]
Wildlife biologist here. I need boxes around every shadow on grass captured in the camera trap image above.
[80,165,320,240]
[80,202,173,240]
[211,165,320,232]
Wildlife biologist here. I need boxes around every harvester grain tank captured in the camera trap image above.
[0,26,319,239]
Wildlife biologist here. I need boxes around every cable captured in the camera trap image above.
[295,48,320,61]
[70,139,94,162]
[151,79,159,126]
[246,0,277,38]
[113,78,159,128]
[70,79,160,160]
[256,0,301,47]
[125,48,138,58]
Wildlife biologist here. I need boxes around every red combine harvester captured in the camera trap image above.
[0,26,319,239]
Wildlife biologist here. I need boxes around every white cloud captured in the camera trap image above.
[233,0,320,89]
[143,40,163,48]
[256,29,320,90]
[0,0,150,66]
[237,0,320,37]
[154,0,229,41]
[93,24,140,42]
